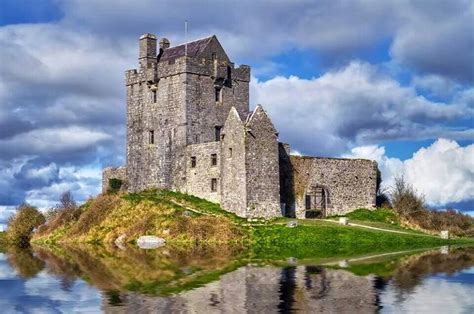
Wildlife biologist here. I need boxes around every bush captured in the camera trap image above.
[6,204,45,247]
[390,176,474,237]
[346,208,398,224]
[108,178,123,194]
[38,191,82,235]
[390,176,425,218]
[69,194,119,236]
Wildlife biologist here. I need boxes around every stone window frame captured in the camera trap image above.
[215,87,222,103]
[211,178,218,192]
[151,90,157,103]
[190,156,197,168]
[214,126,222,141]
[148,130,155,145]
[211,153,217,166]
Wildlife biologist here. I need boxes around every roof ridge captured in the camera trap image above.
[171,35,213,49]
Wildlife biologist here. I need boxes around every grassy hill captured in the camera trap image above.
[31,190,474,259]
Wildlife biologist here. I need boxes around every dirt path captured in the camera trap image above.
[322,219,434,237]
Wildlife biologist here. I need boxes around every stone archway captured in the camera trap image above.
[304,185,329,218]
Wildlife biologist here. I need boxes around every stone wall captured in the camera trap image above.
[185,142,221,203]
[279,143,295,217]
[244,106,281,218]
[220,108,248,217]
[288,156,378,218]
[102,166,127,193]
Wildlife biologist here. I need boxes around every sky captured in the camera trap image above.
[0,0,473,228]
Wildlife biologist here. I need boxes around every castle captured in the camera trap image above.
[102,33,378,219]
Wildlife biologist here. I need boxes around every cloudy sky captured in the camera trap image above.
[0,0,473,228]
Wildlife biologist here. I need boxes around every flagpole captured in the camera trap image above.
[185,20,188,57]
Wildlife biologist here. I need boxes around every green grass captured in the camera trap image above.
[333,207,398,223]
[250,223,473,260]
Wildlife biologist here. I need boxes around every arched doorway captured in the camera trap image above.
[304,185,329,218]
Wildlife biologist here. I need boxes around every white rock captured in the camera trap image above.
[440,230,449,239]
[287,221,298,228]
[339,217,349,225]
[114,234,127,250]
[137,236,166,249]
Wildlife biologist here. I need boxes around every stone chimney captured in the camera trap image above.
[139,33,157,69]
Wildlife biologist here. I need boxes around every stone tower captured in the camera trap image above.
[125,33,250,192]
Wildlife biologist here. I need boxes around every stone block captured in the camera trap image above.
[440,230,449,239]
[287,221,298,228]
[137,236,166,249]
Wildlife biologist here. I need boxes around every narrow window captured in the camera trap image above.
[149,130,154,144]
[211,178,217,192]
[190,156,196,168]
[305,195,311,210]
[227,65,232,81]
[215,87,222,103]
[228,147,232,158]
[152,90,157,103]
[211,154,217,166]
[214,126,222,141]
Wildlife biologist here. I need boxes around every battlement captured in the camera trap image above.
[126,33,250,86]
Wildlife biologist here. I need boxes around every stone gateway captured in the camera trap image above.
[103,33,379,219]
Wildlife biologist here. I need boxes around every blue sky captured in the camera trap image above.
[0,0,473,227]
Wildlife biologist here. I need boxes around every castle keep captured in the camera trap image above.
[103,33,378,219]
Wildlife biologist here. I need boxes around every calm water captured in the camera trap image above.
[0,245,473,313]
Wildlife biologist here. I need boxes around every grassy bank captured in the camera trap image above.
[250,223,472,260]
[34,190,249,246]
[32,190,473,257]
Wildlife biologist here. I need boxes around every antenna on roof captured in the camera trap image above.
[184,20,188,57]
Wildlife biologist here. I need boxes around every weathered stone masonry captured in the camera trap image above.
[103,32,378,218]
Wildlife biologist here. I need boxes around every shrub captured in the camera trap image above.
[69,194,119,236]
[346,208,398,224]
[390,176,425,218]
[38,191,81,235]
[6,204,45,247]
[389,176,474,237]
[108,178,123,194]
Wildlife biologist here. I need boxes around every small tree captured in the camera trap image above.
[6,204,45,247]
[390,176,425,218]
[40,191,81,235]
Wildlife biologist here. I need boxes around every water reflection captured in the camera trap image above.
[0,245,473,313]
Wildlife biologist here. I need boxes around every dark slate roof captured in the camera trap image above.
[159,36,213,61]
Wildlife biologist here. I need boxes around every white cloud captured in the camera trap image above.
[54,0,473,82]
[24,165,102,210]
[252,61,472,157]
[381,276,474,313]
[346,139,474,208]
[0,126,111,157]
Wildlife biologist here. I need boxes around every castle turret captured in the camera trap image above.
[139,33,157,69]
